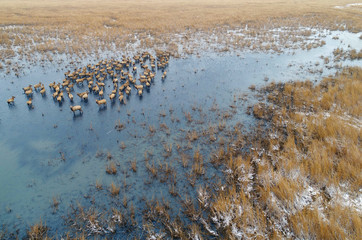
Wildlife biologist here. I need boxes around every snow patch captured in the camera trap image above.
[294,186,318,210]
[327,185,362,213]
[334,3,362,9]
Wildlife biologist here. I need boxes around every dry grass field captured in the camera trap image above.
[0,0,361,30]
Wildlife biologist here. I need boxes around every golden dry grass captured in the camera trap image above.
[1,0,360,30]
[199,67,362,239]
[272,67,362,190]
[110,182,120,196]
[130,159,137,172]
[27,221,49,239]
[106,161,117,175]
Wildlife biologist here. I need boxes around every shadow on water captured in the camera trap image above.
[72,113,83,120]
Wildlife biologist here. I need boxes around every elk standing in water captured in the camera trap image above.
[109,93,116,102]
[53,91,59,99]
[22,85,32,92]
[77,91,89,101]
[7,96,15,105]
[33,82,42,90]
[96,99,107,109]
[26,98,32,107]
[68,92,74,102]
[119,94,124,104]
[40,85,46,96]
[25,88,33,97]
[82,92,89,101]
[57,94,63,103]
[70,105,83,115]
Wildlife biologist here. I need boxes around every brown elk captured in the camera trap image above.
[96,99,107,108]
[7,96,15,105]
[70,105,83,115]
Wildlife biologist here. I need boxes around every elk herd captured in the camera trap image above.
[7,51,170,115]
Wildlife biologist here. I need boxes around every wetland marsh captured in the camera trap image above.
[0,1,361,239]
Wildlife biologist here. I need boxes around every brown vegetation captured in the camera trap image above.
[3,1,359,74]
[110,182,120,196]
[1,1,360,31]
[27,221,48,240]
[130,159,137,172]
[106,162,117,175]
[213,66,362,239]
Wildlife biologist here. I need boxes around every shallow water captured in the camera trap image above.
[0,30,361,237]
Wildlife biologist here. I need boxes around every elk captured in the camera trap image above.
[135,85,144,90]
[99,88,104,98]
[162,71,167,80]
[26,98,32,106]
[119,94,124,104]
[92,85,100,93]
[76,78,85,85]
[7,96,15,105]
[52,91,59,98]
[57,95,63,103]
[96,99,107,108]
[109,93,116,101]
[61,80,70,88]
[70,105,83,115]
[49,82,56,89]
[22,85,32,92]
[40,86,46,96]
[119,82,128,92]
[68,92,74,102]
[77,91,89,101]
[82,92,89,101]
[25,89,33,97]
[97,81,105,88]
[138,89,143,96]
[33,82,42,90]
[54,84,60,93]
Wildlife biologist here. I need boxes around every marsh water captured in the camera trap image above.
[0,30,361,237]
